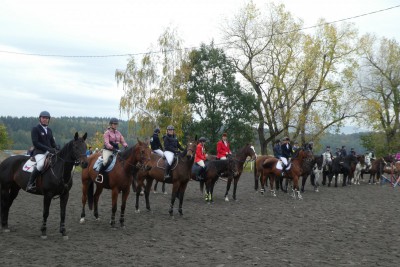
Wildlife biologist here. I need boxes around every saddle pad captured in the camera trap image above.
[276,161,291,171]
[93,156,117,173]
[22,159,36,172]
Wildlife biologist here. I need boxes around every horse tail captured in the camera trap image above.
[88,180,94,210]
[254,159,259,190]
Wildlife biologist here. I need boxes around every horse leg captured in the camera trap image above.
[224,178,232,202]
[41,194,52,239]
[342,173,347,187]
[153,180,158,193]
[110,188,119,228]
[119,188,130,228]
[162,182,166,194]
[80,180,88,224]
[93,186,103,220]
[178,183,188,215]
[232,177,239,201]
[144,179,153,211]
[293,177,302,200]
[269,175,276,197]
[1,185,19,232]
[260,174,266,195]
[59,191,69,239]
[169,183,178,216]
[135,185,141,213]
[301,175,307,193]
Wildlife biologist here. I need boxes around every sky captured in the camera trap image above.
[1,0,399,120]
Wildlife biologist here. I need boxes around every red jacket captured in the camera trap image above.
[195,143,207,162]
[217,140,231,159]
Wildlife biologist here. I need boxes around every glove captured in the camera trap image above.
[48,148,56,154]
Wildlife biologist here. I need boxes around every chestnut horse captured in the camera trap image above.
[134,141,197,216]
[0,132,88,239]
[261,148,313,199]
[254,155,275,195]
[80,140,151,228]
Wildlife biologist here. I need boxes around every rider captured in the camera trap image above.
[335,147,341,158]
[350,147,356,156]
[216,133,232,160]
[280,137,292,175]
[98,118,128,181]
[195,137,208,181]
[292,141,300,154]
[273,139,281,159]
[163,125,184,182]
[150,127,164,157]
[305,141,314,152]
[26,111,58,193]
[340,145,347,158]
[322,146,333,170]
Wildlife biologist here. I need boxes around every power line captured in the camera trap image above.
[0,4,399,59]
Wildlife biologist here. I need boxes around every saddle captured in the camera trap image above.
[22,155,52,173]
[93,155,117,173]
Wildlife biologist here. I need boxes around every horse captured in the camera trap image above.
[222,144,257,201]
[80,140,151,228]
[197,155,239,203]
[261,148,314,199]
[133,141,197,216]
[300,154,323,193]
[353,155,366,185]
[366,157,388,184]
[0,132,88,239]
[254,155,275,195]
[329,154,358,187]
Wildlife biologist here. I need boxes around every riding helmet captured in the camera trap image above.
[167,125,174,130]
[199,137,207,142]
[39,111,51,118]
[154,128,160,134]
[109,118,119,125]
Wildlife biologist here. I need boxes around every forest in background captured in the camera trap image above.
[0,116,367,154]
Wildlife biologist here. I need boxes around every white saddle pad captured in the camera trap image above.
[22,159,36,173]
[93,155,117,172]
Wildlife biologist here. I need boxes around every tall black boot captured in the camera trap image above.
[96,163,106,183]
[164,161,172,182]
[197,167,205,181]
[26,168,40,192]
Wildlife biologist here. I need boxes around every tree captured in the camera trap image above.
[0,124,12,150]
[115,27,192,139]
[186,42,257,153]
[357,35,400,154]
[222,2,360,154]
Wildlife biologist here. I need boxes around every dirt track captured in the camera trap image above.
[1,171,400,267]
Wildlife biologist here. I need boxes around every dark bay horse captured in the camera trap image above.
[329,154,358,187]
[80,140,151,228]
[223,144,257,201]
[300,154,323,193]
[197,156,239,203]
[261,148,313,199]
[134,141,197,216]
[0,132,88,239]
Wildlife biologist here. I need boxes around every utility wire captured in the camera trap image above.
[0,4,399,58]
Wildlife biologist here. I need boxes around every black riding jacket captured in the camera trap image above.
[163,134,184,153]
[31,124,57,155]
[150,133,163,151]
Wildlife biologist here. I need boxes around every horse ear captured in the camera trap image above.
[83,132,87,141]
[195,135,198,141]
[74,132,79,140]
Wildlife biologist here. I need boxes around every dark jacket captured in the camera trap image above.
[163,134,184,153]
[31,124,57,155]
[150,133,163,151]
[273,144,282,158]
[281,143,293,158]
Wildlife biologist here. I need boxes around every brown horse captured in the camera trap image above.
[254,155,276,195]
[261,148,313,199]
[0,132,88,239]
[197,155,239,203]
[222,144,257,201]
[134,141,197,216]
[80,140,151,228]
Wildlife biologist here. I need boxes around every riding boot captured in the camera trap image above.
[164,161,172,182]
[197,167,205,181]
[96,164,106,183]
[26,168,40,193]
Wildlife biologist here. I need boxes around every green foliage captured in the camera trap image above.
[0,124,12,150]
[186,42,257,153]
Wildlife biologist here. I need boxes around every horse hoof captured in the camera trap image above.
[63,235,69,241]
[163,191,168,195]
[135,209,140,214]
[95,217,101,221]
[79,218,85,224]
[153,191,157,194]
[3,228,10,233]
[41,235,48,240]
[225,197,229,202]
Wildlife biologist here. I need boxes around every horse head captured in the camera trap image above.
[185,141,197,159]
[133,138,152,170]
[72,132,88,168]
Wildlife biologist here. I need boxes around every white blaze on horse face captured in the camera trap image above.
[250,146,257,158]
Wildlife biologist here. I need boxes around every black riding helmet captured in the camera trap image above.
[199,137,207,142]
[154,128,160,134]
[109,118,119,125]
[39,111,51,118]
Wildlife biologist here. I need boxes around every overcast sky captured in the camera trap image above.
[1,0,399,120]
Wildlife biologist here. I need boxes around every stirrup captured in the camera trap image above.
[26,184,36,193]
[95,173,103,183]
